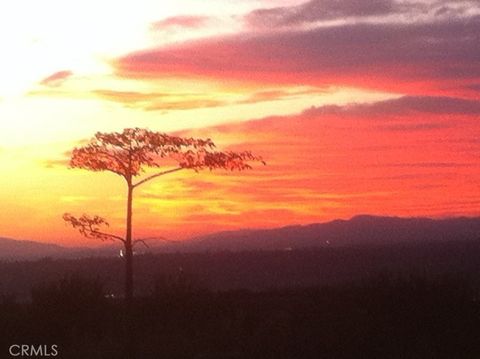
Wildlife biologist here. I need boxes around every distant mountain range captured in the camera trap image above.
[172,215,480,252]
[0,237,117,261]
[2,215,480,260]
[0,237,71,260]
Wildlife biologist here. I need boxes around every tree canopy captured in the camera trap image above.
[69,128,265,187]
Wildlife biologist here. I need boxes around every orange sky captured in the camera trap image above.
[1,0,480,246]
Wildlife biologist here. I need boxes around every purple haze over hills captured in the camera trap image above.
[2,215,480,260]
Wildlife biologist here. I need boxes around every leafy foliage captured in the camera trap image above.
[69,128,265,183]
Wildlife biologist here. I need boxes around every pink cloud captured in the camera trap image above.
[151,15,211,31]
[40,70,73,87]
[115,16,480,98]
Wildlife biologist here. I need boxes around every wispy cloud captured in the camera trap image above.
[245,0,406,27]
[151,15,211,31]
[245,0,480,28]
[237,87,327,104]
[302,96,480,117]
[93,89,226,111]
[39,70,73,87]
[114,15,480,97]
[91,86,327,111]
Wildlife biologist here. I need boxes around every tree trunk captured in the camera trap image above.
[125,183,134,307]
[124,183,134,359]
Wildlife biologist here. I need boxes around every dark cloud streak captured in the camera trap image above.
[246,0,404,27]
[245,0,480,27]
[302,96,480,117]
[115,16,480,96]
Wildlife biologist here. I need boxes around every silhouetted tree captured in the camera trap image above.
[63,128,264,306]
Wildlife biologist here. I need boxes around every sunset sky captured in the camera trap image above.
[1,0,479,245]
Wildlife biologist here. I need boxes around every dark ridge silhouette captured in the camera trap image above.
[165,215,480,252]
[3,215,480,259]
[0,237,71,260]
[0,237,116,261]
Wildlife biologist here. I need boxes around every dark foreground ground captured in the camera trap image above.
[2,242,480,358]
[1,274,479,359]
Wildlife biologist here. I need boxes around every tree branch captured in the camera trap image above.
[136,236,177,243]
[91,230,126,243]
[133,167,184,188]
[133,239,149,248]
[63,213,126,244]
[132,236,178,248]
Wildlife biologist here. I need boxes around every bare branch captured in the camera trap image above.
[63,213,125,243]
[133,239,149,249]
[132,236,178,249]
[135,236,178,243]
[133,167,184,188]
[90,230,126,244]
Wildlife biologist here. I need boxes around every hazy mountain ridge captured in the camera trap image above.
[2,215,480,259]
[176,215,480,252]
[0,237,116,260]
[0,237,70,259]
